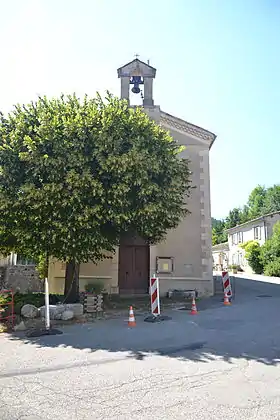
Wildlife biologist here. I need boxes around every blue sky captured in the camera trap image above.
[0,0,279,219]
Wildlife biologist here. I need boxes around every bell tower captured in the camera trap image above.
[117,56,156,107]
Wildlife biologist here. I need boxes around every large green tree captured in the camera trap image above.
[247,185,267,219]
[263,185,280,214]
[0,93,192,302]
[225,207,243,229]
[211,218,227,245]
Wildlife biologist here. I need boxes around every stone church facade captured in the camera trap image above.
[48,58,216,297]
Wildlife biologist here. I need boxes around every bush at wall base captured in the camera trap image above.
[263,257,280,277]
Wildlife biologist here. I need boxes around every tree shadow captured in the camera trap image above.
[3,275,280,376]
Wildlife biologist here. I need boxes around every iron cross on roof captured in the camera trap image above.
[134,53,140,59]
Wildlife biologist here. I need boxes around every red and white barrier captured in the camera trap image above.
[222,271,232,297]
[150,275,160,316]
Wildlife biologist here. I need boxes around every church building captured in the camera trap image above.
[48,58,216,297]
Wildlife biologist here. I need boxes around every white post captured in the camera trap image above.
[156,277,161,315]
[44,277,50,330]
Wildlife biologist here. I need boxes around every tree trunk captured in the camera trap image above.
[64,260,80,303]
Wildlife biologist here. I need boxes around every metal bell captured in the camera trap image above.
[130,75,143,94]
[131,83,140,94]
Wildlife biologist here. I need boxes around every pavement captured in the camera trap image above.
[1,276,280,419]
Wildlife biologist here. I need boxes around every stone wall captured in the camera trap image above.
[0,265,43,293]
[0,267,6,289]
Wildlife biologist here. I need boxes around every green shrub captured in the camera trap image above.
[260,222,280,266]
[0,293,11,305]
[264,257,280,277]
[240,240,264,274]
[0,292,12,318]
[84,281,104,295]
[247,248,263,274]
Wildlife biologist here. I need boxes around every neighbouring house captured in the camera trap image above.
[0,253,42,293]
[47,57,217,297]
[226,211,280,273]
[212,242,229,271]
[0,253,34,266]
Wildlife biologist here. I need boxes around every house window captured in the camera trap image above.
[238,232,243,243]
[237,252,244,266]
[231,233,239,245]
[15,254,35,266]
[254,226,261,240]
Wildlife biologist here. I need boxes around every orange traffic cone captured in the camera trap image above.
[224,292,231,306]
[128,306,136,327]
[190,297,198,315]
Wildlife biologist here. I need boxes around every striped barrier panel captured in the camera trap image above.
[222,271,232,297]
[150,275,160,316]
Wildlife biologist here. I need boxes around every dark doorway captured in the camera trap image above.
[118,235,150,295]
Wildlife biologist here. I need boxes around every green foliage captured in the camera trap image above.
[0,293,11,305]
[260,221,280,266]
[240,205,250,224]
[247,185,267,219]
[84,281,104,295]
[35,254,48,279]
[211,218,227,245]
[0,93,192,301]
[264,257,280,277]
[0,93,191,266]
[239,240,264,274]
[0,291,12,318]
[261,223,280,277]
[225,208,244,229]
[212,229,218,246]
[245,184,280,220]
[211,218,220,229]
[262,185,280,214]
[239,184,280,223]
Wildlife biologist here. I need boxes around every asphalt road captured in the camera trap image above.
[1,275,280,419]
